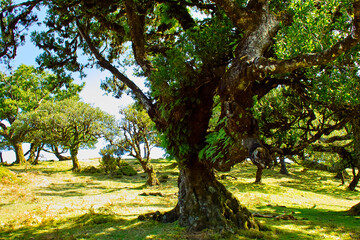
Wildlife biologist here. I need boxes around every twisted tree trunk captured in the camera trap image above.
[70,147,80,172]
[140,161,160,186]
[13,142,26,165]
[348,169,360,191]
[160,159,259,232]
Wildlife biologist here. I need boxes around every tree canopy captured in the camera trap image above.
[0,64,83,164]
[15,98,116,171]
[2,0,360,233]
[104,104,161,186]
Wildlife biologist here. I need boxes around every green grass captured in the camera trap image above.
[0,159,359,240]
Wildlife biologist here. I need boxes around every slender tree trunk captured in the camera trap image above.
[161,159,259,232]
[70,148,80,172]
[0,152,3,163]
[28,143,37,164]
[279,157,289,175]
[348,169,360,191]
[13,142,26,165]
[255,167,263,183]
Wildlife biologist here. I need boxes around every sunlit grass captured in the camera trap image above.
[0,159,359,239]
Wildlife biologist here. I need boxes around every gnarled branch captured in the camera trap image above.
[75,19,164,127]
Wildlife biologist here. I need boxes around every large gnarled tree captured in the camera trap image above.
[2,0,360,232]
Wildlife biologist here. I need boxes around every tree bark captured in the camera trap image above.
[13,142,26,165]
[140,160,160,186]
[0,152,3,163]
[52,145,71,161]
[161,160,259,232]
[27,143,39,165]
[348,169,360,191]
[255,167,263,183]
[279,157,289,175]
[70,148,80,172]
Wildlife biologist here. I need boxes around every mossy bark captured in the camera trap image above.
[160,160,259,232]
[13,143,26,165]
[139,159,160,186]
[145,167,160,186]
[70,148,80,172]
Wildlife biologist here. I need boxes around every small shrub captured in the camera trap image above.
[118,159,129,167]
[112,169,123,178]
[99,154,121,174]
[81,166,101,174]
[159,174,169,183]
[119,165,137,176]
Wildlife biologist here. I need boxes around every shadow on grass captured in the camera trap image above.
[231,162,359,199]
[3,208,359,240]
[255,204,360,239]
[0,213,184,240]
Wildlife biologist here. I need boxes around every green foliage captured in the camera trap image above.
[199,124,233,163]
[0,65,82,125]
[99,148,123,175]
[275,0,352,59]
[119,165,137,176]
[0,65,82,163]
[15,98,116,160]
[99,146,136,177]
[105,104,160,161]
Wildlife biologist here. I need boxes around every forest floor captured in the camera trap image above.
[0,158,359,240]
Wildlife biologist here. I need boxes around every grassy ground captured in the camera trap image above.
[0,159,359,240]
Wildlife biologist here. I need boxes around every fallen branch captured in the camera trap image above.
[139,192,164,197]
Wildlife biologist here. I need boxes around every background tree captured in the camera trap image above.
[254,58,360,189]
[2,0,360,233]
[105,104,160,186]
[15,98,116,171]
[0,64,82,165]
[42,144,72,161]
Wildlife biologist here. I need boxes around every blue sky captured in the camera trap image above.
[1,20,165,162]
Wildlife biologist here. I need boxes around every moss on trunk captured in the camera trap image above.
[159,160,259,232]
[13,143,26,165]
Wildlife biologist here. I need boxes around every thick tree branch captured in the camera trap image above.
[211,0,256,31]
[76,20,164,127]
[287,118,350,155]
[320,134,352,144]
[0,0,41,59]
[254,0,360,77]
[159,0,196,30]
[0,122,8,133]
[124,0,153,76]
